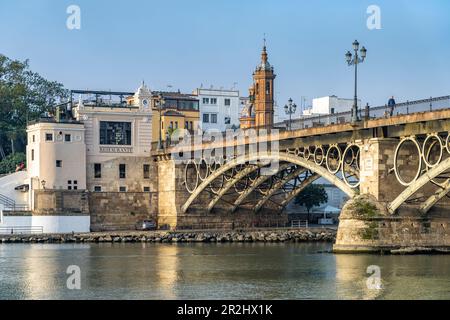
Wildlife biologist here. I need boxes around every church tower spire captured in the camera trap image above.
[253,39,276,128]
[239,38,276,129]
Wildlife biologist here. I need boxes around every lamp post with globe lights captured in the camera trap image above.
[284,98,297,131]
[345,40,367,123]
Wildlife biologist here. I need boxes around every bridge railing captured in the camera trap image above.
[0,226,44,235]
[173,220,310,231]
[286,95,450,130]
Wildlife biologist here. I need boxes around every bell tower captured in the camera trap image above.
[253,41,276,128]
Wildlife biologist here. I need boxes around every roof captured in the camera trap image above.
[163,110,185,117]
[154,91,199,101]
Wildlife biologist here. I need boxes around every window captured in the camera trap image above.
[143,164,150,179]
[224,98,231,106]
[224,116,231,124]
[265,81,270,95]
[143,186,150,192]
[73,186,78,190]
[31,149,34,161]
[119,186,127,192]
[94,186,102,192]
[46,133,53,141]
[56,160,62,168]
[99,121,131,145]
[330,108,335,114]
[185,121,188,129]
[210,98,217,105]
[74,180,78,185]
[175,121,178,129]
[170,121,173,129]
[32,135,35,142]
[64,134,71,142]
[211,114,217,124]
[94,163,101,178]
[203,114,210,123]
[189,121,193,130]
[203,98,209,104]
[119,164,126,179]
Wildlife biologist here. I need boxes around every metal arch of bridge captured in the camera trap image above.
[388,157,450,214]
[253,166,309,213]
[420,179,450,214]
[231,163,295,213]
[277,173,321,210]
[206,164,262,212]
[181,152,357,214]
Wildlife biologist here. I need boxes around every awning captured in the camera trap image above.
[14,184,29,192]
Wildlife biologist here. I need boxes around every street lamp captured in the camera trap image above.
[156,96,165,150]
[284,98,297,130]
[345,40,367,123]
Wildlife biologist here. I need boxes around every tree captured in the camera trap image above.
[294,184,328,222]
[0,54,68,158]
[0,152,26,174]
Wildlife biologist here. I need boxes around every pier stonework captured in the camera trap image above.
[358,138,402,202]
[333,137,450,253]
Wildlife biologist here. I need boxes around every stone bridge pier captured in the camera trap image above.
[334,137,450,253]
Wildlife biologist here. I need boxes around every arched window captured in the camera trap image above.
[265,81,270,95]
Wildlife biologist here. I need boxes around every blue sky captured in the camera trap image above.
[1,0,449,118]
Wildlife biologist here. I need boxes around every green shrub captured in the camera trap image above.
[0,152,26,174]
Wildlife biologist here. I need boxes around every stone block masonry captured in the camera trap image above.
[89,191,158,231]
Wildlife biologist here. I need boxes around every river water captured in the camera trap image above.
[0,243,448,300]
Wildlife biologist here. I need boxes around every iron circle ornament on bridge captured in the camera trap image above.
[394,136,422,186]
[197,158,210,181]
[303,146,312,161]
[326,144,342,174]
[184,159,199,193]
[341,144,361,188]
[314,145,325,166]
[446,133,450,155]
[422,133,443,168]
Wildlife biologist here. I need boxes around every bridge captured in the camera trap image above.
[153,102,450,252]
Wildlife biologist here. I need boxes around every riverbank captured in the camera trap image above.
[0,228,336,243]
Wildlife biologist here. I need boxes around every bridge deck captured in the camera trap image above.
[152,108,450,155]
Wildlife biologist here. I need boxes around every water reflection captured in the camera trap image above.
[154,244,179,299]
[335,255,384,300]
[0,243,449,300]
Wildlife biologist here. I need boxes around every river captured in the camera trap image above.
[0,243,448,300]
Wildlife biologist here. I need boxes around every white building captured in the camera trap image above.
[303,95,360,116]
[192,88,240,132]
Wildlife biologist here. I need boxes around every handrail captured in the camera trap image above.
[0,194,15,207]
[291,220,308,228]
[0,226,44,235]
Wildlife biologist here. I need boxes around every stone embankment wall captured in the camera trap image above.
[0,228,336,243]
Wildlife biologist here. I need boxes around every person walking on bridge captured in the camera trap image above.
[388,96,396,117]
